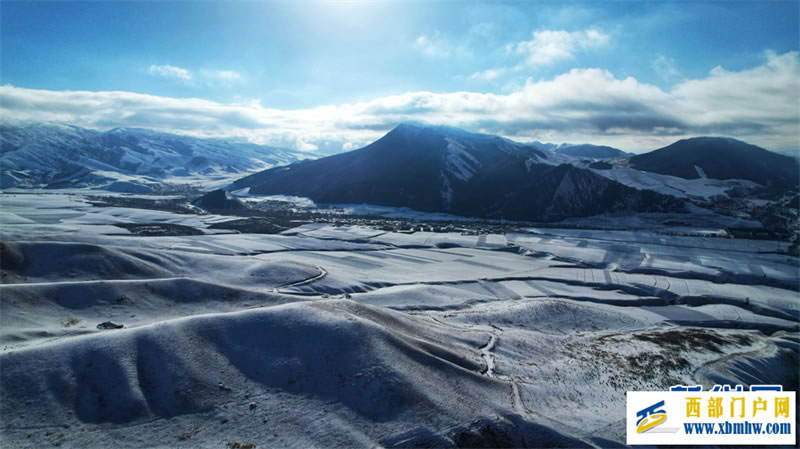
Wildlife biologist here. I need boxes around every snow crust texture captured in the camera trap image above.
[0,193,797,448]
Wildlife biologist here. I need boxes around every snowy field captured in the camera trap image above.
[1,193,798,448]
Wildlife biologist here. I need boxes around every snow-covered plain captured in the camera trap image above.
[1,193,798,448]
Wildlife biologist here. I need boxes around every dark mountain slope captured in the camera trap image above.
[193,189,249,211]
[629,137,798,189]
[234,124,549,211]
[232,124,685,221]
[496,164,683,221]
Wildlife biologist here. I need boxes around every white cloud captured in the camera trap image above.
[148,66,243,86]
[148,64,192,81]
[651,55,683,82]
[469,68,507,81]
[2,50,798,152]
[414,33,450,57]
[468,22,494,38]
[514,28,610,66]
[468,28,610,82]
[209,70,242,81]
[200,70,244,88]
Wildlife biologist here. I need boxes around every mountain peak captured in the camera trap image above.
[390,122,476,138]
[674,136,750,146]
[629,136,798,187]
[231,124,684,221]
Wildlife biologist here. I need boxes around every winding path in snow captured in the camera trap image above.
[479,333,497,377]
[273,265,328,293]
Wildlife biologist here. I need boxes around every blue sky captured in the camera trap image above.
[2,1,799,152]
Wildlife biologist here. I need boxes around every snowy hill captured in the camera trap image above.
[232,123,685,221]
[1,192,796,448]
[0,122,309,191]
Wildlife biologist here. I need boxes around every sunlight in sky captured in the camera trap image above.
[1,1,798,153]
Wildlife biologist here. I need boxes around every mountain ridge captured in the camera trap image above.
[0,122,308,190]
[552,143,631,159]
[232,123,686,221]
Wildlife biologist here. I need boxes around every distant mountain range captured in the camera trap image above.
[3,121,796,223]
[231,124,686,221]
[0,122,308,191]
[551,144,631,159]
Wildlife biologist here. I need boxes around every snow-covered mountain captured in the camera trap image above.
[575,137,800,202]
[231,123,686,221]
[628,137,799,190]
[0,122,310,191]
